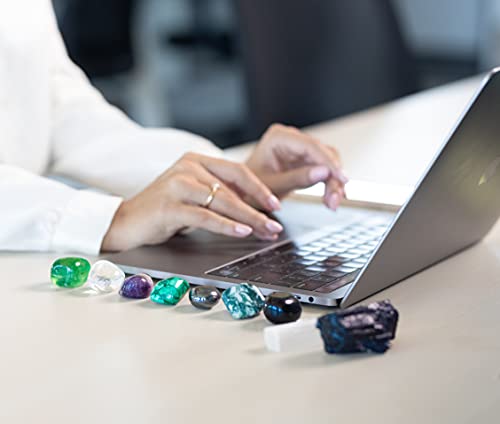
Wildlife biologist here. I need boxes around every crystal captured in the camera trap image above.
[222,283,265,320]
[316,300,399,354]
[119,274,154,299]
[150,277,190,305]
[264,319,322,353]
[189,285,221,309]
[87,260,125,292]
[263,292,302,324]
[50,257,91,288]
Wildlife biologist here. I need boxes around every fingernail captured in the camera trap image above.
[309,166,330,183]
[329,193,340,210]
[337,170,349,184]
[265,220,283,233]
[267,194,281,211]
[234,224,253,236]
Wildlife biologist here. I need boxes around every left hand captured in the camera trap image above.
[246,124,348,210]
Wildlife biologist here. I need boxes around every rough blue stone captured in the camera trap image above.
[119,274,154,299]
[222,283,265,319]
[316,300,399,354]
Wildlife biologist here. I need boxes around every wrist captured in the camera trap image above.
[101,200,132,252]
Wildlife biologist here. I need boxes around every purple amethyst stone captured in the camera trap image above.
[119,274,154,299]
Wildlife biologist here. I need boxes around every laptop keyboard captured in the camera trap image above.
[207,221,389,294]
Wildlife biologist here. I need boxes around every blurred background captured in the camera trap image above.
[52,0,500,148]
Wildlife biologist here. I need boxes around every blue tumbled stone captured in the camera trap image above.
[222,283,265,320]
[316,300,399,354]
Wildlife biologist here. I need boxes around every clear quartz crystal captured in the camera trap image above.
[88,260,125,292]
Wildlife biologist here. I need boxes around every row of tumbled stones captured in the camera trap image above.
[50,257,302,324]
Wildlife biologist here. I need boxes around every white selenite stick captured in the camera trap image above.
[263,319,323,353]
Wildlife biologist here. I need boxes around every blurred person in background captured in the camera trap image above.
[0,0,347,255]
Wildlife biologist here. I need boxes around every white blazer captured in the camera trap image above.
[0,0,222,254]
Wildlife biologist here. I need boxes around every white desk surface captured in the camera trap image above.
[2,77,500,424]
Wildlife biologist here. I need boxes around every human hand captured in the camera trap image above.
[246,124,348,210]
[101,152,284,252]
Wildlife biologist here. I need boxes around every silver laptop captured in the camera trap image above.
[108,69,500,308]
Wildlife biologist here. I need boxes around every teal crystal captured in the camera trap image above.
[222,283,265,320]
[150,277,190,305]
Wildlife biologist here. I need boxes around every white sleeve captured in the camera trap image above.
[0,165,122,254]
[46,6,222,199]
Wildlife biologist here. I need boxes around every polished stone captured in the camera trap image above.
[87,260,125,292]
[222,283,265,320]
[119,274,154,299]
[150,277,190,305]
[316,300,399,354]
[263,292,302,324]
[189,285,221,309]
[50,257,91,288]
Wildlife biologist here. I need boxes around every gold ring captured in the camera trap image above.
[203,182,221,208]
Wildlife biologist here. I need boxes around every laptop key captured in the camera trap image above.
[280,263,307,274]
[293,278,333,291]
[305,266,328,273]
[294,269,320,278]
[332,265,358,273]
[317,259,343,269]
[342,261,365,269]
[304,255,328,262]
[325,246,346,254]
[294,250,314,257]
[346,248,370,256]
[249,271,283,284]
[315,272,359,293]
[270,280,294,287]
[294,259,317,266]
[337,253,361,260]
[300,245,322,252]
[352,257,368,264]
[324,255,347,263]
[279,274,307,285]
[228,268,262,280]
[323,270,346,278]
[309,241,331,248]
[310,274,335,282]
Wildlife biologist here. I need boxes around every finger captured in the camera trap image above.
[267,124,348,184]
[171,177,284,238]
[262,165,332,195]
[178,205,253,238]
[324,179,345,211]
[186,154,281,212]
[208,185,284,238]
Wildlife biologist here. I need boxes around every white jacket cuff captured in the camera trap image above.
[51,190,123,255]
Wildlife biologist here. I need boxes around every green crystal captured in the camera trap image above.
[222,283,265,319]
[150,277,190,305]
[50,257,91,288]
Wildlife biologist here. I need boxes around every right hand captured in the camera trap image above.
[101,152,284,252]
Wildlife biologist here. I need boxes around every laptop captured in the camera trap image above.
[108,68,500,308]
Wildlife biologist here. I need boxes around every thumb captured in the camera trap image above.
[267,165,330,196]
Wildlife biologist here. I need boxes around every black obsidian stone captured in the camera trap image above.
[189,285,221,309]
[263,292,302,324]
[316,300,399,354]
